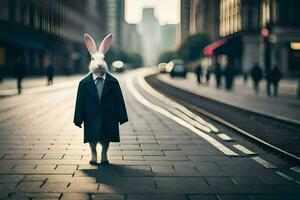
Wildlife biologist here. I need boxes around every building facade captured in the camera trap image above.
[106,0,124,50]
[215,0,300,76]
[0,0,107,77]
[180,0,191,43]
[189,0,220,41]
[185,0,300,76]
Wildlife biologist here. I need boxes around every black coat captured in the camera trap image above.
[73,73,128,143]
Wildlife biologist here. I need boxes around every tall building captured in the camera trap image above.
[106,0,124,49]
[160,24,177,52]
[189,0,220,41]
[180,0,191,43]
[122,22,142,54]
[0,0,108,77]
[139,8,161,66]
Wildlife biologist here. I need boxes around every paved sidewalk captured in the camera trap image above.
[0,75,82,97]
[0,70,299,199]
[157,73,300,123]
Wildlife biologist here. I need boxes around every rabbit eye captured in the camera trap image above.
[91,57,94,61]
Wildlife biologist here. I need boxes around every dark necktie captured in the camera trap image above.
[95,76,104,100]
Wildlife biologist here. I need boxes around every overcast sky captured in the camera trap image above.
[124,0,180,25]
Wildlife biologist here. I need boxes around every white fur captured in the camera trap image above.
[84,33,112,76]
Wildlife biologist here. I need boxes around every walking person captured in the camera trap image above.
[223,63,235,90]
[214,62,222,88]
[205,67,211,85]
[14,56,26,94]
[194,63,202,84]
[270,65,282,97]
[250,63,263,95]
[74,33,128,165]
[46,63,54,86]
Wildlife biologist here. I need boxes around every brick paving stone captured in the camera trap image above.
[155,177,208,193]
[123,165,154,177]
[55,164,78,173]
[205,177,235,186]
[0,175,24,183]
[43,153,64,159]
[123,155,144,161]
[23,174,49,182]
[231,176,265,185]
[8,192,62,199]
[258,173,295,185]
[151,165,175,173]
[128,194,187,200]
[188,195,218,200]
[24,154,44,159]
[15,182,43,192]
[217,194,250,200]
[248,194,300,200]
[123,177,155,193]
[62,154,82,160]
[3,154,25,159]
[67,182,99,192]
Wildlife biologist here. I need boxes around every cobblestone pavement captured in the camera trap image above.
[0,70,299,200]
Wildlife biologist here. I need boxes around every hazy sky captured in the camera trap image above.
[125,0,180,25]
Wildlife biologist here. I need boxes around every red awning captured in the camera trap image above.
[203,38,227,56]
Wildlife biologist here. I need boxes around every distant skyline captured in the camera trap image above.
[125,0,180,25]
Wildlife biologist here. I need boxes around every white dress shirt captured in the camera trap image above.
[92,73,106,84]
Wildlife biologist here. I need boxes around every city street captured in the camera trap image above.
[0,68,299,199]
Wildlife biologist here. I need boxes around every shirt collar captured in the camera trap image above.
[93,73,106,81]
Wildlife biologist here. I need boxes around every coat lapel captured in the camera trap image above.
[101,73,115,98]
[86,73,98,98]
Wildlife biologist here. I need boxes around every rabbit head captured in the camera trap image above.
[84,33,112,76]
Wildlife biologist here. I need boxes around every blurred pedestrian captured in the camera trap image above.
[0,64,3,82]
[14,57,26,94]
[46,63,54,86]
[243,72,248,85]
[270,65,282,97]
[194,63,202,84]
[224,63,235,90]
[214,62,222,88]
[205,67,211,85]
[251,63,263,95]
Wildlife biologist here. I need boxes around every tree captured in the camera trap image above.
[105,48,143,69]
[177,33,211,61]
[157,51,178,64]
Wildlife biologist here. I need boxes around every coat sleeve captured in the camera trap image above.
[115,82,128,125]
[73,82,85,125]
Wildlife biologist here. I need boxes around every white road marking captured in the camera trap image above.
[251,156,277,168]
[290,166,300,174]
[276,171,300,184]
[136,69,219,133]
[126,71,239,156]
[233,144,256,155]
[217,133,233,141]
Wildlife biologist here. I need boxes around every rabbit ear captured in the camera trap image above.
[84,33,97,55]
[99,34,112,54]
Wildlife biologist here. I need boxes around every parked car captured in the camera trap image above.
[111,60,125,73]
[157,63,167,73]
[169,59,187,78]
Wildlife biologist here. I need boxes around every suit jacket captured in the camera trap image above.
[73,73,128,143]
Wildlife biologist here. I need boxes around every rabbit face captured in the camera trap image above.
[89,53,107,75]
[84,33,112,76]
